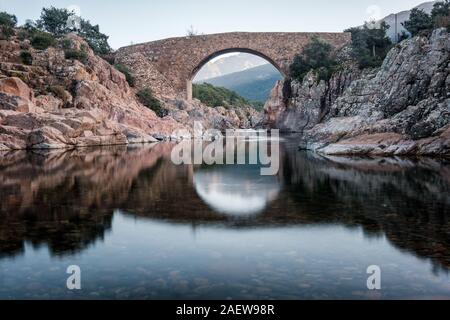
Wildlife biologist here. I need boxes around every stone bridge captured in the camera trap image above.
[115,32,351,100]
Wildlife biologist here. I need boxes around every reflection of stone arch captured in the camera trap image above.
[115,32,352,100]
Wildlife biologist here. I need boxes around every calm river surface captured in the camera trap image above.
[1,137,450,299]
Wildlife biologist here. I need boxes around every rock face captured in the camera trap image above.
[0,31,266,150]
[0,33,184,150]
[264,28,450,156]
[163,98,263,131]
[263,64,361,132]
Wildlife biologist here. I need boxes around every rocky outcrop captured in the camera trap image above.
[264,28,450,156]
[263,64,361,132]
[0,33,184,150]
[163,98,263,131]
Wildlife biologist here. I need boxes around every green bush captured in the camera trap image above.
[0,11,17,27]
[114,64,135,87]
[402,1,450,36]
[345,21,392,69]
[37,6,73,36]
[31,32,56,50]
[136,88,166,117]
[0,25,14,40]
[193,83,254,108]
[60,39,73,50]
[402,8,434,36]
[64,48,88,64]
[47,85,71,102]
[78,19,112,55]
[36,6,112,55]
[20,50,33,65]
[290,37,338,82]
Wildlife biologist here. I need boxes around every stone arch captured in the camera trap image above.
[115,32,352,101]
[188,48,286,100]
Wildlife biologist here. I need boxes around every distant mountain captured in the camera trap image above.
[367,1,437,41]
[194,53,269,81]
[197,64,282,102]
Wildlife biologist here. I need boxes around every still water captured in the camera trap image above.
[1,137,450,299]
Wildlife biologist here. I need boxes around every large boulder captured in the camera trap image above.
[0,77,34,101]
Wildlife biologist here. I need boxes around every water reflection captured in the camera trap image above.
[1,139,450,299]
[194,165,281,216]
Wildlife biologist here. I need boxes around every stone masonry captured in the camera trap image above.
[115,32,351,99]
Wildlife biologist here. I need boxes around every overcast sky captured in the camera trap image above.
[1,0,430,49]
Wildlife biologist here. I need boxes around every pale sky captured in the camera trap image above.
[0,0,430,49]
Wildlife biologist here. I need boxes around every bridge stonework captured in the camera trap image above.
[115,32,351,100]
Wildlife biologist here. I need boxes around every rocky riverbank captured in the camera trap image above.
[264,28,450,156]
[0,31,260,151]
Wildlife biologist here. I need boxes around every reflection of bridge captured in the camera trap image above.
[1,145,450,273]
[115,32,351,100]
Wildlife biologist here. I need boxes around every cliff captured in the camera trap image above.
[0,32,187,150]
[0,30,259,151]
[264,28,450,156]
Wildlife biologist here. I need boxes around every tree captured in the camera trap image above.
[78,19,111,54]
[431,0,450,30]
[0,11,17,40]
[0,11,17,27]
[35,7,112,54]
[345,21,392,69]
[290,37,337,82]
[402,8,433,36]
[431,0,450,19]
[37,6,74,35]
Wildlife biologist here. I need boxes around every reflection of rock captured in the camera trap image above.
[0,142,450,272]
[0,143,170,257]
[194,165,281,216]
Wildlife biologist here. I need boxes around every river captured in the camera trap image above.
[1,136,450,299]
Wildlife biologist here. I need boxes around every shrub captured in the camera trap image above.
[36,7,112,55]
[136,88,166,117]
[47,85,71,102]
[402,1,450,36]
[345,21,392,69]
[0,25,14,40]
[114,64,135,87]
[65,48,88,64]
[0,11,17,27]
[432,0,450,31]
[31,32,56,50]
[20,50,33,65]
[290,37,338,82]
[60,39,73,50]
[403,8,434,36]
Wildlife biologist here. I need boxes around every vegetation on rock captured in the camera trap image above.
[137,88,166,118]
[403,1,450,36]
[114,64,135,87]
[19,50,33,65]
[64,44,89,64]
[0,11,17,40]
[30,31,56,50]
[345,21,392,69]
[8,6,112,55]
[290,37,338,82]
[193,83,259,109]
